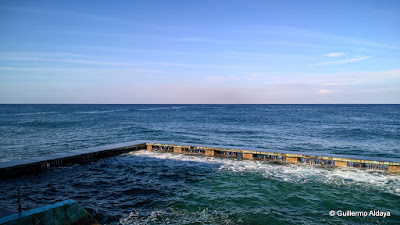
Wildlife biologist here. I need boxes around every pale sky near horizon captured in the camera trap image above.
[0,0,399,103]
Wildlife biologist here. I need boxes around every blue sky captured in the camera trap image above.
[0,0,399,103]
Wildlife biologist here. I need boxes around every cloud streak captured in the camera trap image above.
[324,53,346,57]
[0,6,119,23]
[163,37,321,48]
[145,61,260,70]
[0,53,262,71]
[321,82,337,86]
[318,89,334,94]
[260,26,399,50]
[314,56,370,66]
[0,56,137,67]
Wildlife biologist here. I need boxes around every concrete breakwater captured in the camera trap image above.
[1,140,399,178]
[0,200,99,225]
[0,141,146,178]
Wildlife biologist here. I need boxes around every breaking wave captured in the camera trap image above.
[128,151,400,196]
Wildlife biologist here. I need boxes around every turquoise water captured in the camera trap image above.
[120,151,400,225]
[1,151,399,224]
[0,105,399,224]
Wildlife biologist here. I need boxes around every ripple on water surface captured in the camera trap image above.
[1,105,400,162]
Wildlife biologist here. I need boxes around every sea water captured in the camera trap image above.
[0,105,399,224]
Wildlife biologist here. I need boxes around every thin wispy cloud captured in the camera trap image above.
[1,52,84,57]
[322,82,337,86]
[0,53,261,71]
[245,73,296,82]
[0,6,119,23]
[163,37,322,48]
[166,26,399,50]
[249,73,263,77]
[332,69,400,84]
[0,56,136,67]
[3,5,397,51]
[1,1,399,103]
[205,76,236,81]
[318,89,334,94]
[214,69,400,87]
[259,26,399,50]
[344,39,398,49]
[263,41,321,48]
[0,67,161,73]
[163,37,228,44]
[146,62,260,70]
[0,67,67,72]
[242,25,399,49]
[324,53,346,57]
[314,56,371,66]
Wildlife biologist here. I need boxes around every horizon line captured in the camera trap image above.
[1,103,399,105]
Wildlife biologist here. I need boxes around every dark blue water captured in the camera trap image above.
[0,105,399,224]
[1,104,399,162]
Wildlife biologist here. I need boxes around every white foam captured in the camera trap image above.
[127,150,400,196]
[120,208,232,225]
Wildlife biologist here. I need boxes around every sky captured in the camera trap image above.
[0,0,399,103]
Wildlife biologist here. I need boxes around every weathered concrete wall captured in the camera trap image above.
[286,157,299,163]
[0,200,99,225]
[0,141,146,178]
[335,161,347,167]
[242,153,253,160]
[2,140,400,178]
[388,165,400,174]
[205,150,215,157]
[173,146,182,153]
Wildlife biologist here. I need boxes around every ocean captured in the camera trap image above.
[0,104,399,224]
